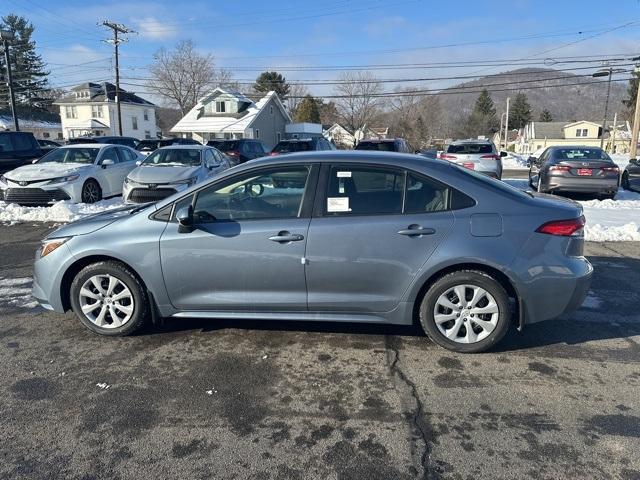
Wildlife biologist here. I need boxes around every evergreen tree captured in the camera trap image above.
[623,69,640,116]
[474,89,497,117]
[0,14,49,108]
[539,109,553,122]
[253,71,290,99]
[293,94,321,123]
[466,89,499,136]
[510,92,533,129]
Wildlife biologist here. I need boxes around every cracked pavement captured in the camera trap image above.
[1,223,639,479]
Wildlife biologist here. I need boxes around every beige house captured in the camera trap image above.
[517,120,632,154]
[0,115,63,140]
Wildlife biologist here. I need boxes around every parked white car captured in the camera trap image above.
[123,145,230,203]
[0,143,143,205]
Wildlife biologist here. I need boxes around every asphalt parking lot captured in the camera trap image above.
[1,223,639,480]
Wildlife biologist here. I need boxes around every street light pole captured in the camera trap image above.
[503,97,510,151]
[1,30,19,132]
[600,67,612,149]
[630,65,640,159]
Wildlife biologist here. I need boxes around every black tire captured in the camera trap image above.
[81,179,102,204]
[622,172,630,190]
[419,270,511,353]
[70,261,150,336]
[528,170,535,189]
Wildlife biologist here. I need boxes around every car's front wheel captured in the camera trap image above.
[419,270,511,353]
[70,261,149,336]
[81,179,102,204]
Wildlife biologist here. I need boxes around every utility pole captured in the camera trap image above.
[99,21,135,136]
[610,111,617,154]
[630,65,640,159]
[503,97,510,151]
[1,30,19,132]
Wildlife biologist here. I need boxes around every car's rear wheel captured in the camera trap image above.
[81,179,102,204]
[419,270,511,353]
[70,261,149,336]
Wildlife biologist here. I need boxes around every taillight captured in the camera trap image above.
[269,152,279,156]
[549,165,571,172]
[602,166,619,173]
[227,151,240,156]
[463,162,475,170]
[480,154,500,160]
[536,216,585,236]
[440,154,457,160]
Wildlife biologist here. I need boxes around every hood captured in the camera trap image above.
[48,203,155,238]
[6,162,90,181]
[127,164,202,184]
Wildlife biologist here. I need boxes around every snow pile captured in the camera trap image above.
[584,222,640,242]
[0,277,39,311]
[0,198,123,224]
[501,154,529,170]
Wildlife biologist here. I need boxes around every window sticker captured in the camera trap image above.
[337,171,352,178]
[327,197,351,212]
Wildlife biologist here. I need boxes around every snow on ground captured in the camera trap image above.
[0,277,39,311]
[504,179,640,242]
[0,198,123,224]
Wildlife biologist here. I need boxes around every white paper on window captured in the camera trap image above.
[327,197,351,212]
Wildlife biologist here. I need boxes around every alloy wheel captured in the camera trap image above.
[432,284,499,344]
[78,274,134,328]
[83,182,100,203]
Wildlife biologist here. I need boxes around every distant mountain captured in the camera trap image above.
[438,68,628,124]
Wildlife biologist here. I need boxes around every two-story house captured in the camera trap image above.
[518,120,632,154]
[170,88,290,149]
[55,82,159,139]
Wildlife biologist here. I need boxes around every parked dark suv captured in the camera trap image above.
[136,137,201,155]
[355,138,412,153]
[0,131,44,173]
[67,136,139,149]
[206,139,268,164]
[270,137,336,156]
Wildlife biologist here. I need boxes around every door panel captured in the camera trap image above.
[97,147,120,195]
[160,219,309,311]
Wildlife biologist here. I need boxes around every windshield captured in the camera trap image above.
[355,141,396,151]
[142,148,202,166]
[272,141,312,153]
[208,140,239,151]
[37,147,100,164]
[552,148,611,161]
[447,143,493,154]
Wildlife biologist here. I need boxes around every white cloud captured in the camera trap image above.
[136,17,177,40]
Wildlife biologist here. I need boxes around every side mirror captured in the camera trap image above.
[136,160,142,166]
[32,158,38,164]
[631,158,639,165]
[101,159,115,169]
[500,151,508,158]
[176,205,193,233]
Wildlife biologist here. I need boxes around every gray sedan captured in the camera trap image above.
[32,151,592,353]
[529,146,620,198]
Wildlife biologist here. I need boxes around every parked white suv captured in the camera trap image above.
[441,140,505,179]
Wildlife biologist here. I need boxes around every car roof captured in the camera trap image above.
[547,145,604,150]
[247,150,444,167]
[58,143,112,149]
[359,138,397,142]
[156,144,207,150]
[279,138,315,142]
[449,139,492,144]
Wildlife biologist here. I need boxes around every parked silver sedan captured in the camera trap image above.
[440,139,505,179]
[32,151,591,353]
[123,145,230,203]
[528,146,619,199]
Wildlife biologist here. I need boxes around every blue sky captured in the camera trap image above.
[7,0,640,103]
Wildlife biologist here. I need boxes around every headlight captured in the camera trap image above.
[0,175,7,185]
[47,174,79,184]
[174,176,198,186]
[40,237,71,258]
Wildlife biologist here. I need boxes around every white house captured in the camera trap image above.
[323,123,390,149]
[55,82,159,139]
[170,88,290,149]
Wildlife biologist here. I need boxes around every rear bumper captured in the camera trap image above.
[544,176,619,194]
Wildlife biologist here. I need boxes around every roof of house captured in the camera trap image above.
[0,115,62,130]
[55,82,155,107]
[170,89,290,133]
[532,121,566,139]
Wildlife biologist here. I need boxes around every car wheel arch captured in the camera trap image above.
[59,254,152,312]
[409,261,523,329]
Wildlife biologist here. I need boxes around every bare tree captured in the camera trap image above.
[286,83,309,116]
[147,40,232,115]
[333,71,383,143]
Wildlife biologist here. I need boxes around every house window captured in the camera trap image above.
[91,105,103,118]
[43,132,50,138]
[215,101,226,113]
[270,106,274,115]
[255,129,260,139]
[575,128,588,137]
[277,132,281,142]
[65,106,77,119]
[143,109,149,121]
[132,116,138,130]
[224,133,232,139]
[144,130,151,139]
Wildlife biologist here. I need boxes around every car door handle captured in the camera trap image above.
[268,231,305,243]
[397,225,436,237]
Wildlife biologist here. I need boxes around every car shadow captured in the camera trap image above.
[144,254,640,353]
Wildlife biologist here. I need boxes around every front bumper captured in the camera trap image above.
[32,242,76,313]
[123,182,188,203]
[1,180,82,205]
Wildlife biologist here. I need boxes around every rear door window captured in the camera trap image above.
[326,165,404,216]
